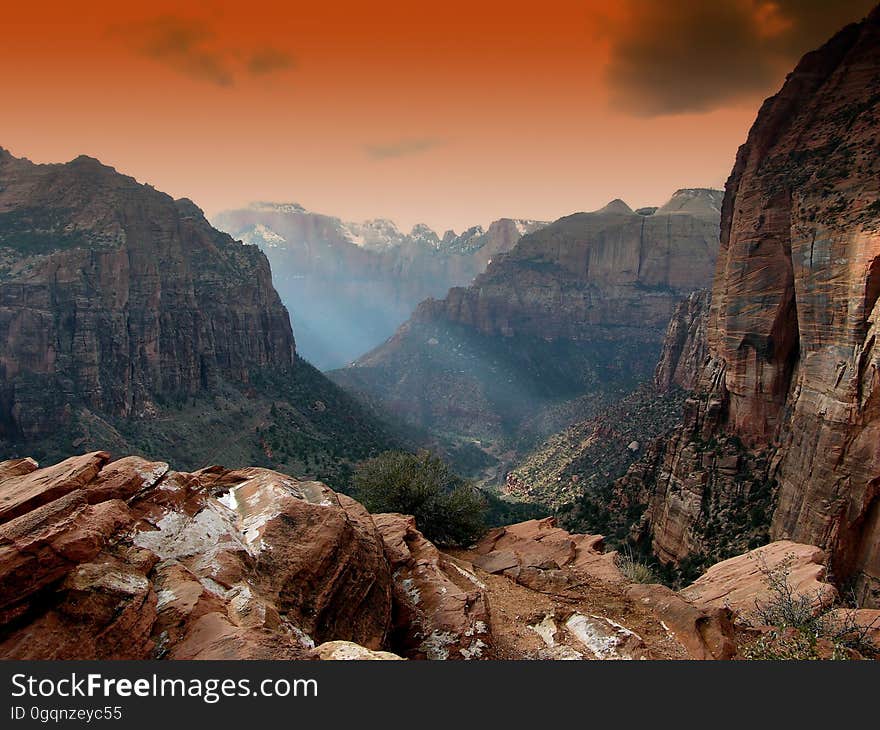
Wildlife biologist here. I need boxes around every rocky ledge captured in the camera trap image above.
[0,453,874,660]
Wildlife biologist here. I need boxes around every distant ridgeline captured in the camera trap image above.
[213,202,546,370]
[0,148,399,489]
[331,189,723,480]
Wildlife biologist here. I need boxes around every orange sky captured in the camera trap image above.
[1,1,874,230]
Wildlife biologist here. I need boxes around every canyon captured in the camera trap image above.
[0,150,399,487]
[214,203,545,369]
[331,189,722,480]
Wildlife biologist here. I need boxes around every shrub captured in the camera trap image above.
[741,552,878,660]
[355,451,488,547]
[617,547,658,584]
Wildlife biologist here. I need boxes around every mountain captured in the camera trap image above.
[580,8,880,603]
[213,203,546,369]
[0,149,399,488]
[331,189,722,479]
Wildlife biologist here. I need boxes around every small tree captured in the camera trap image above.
[355,451,487,547]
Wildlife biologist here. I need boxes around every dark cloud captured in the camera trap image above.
[605,0,876,116]
[114,16,294,86]
[247,48,296,75]
[364,137,447,160]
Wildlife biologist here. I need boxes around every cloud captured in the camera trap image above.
[114,16,294,86]
[247,49,296,75]
[604,0,876,116]
[364,137,447,160]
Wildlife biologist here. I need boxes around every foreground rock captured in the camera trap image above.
[680,541,838,617]
[0,453,392,659]
[374,513,491,659]
[308,641,404,660]
[472,517,624,589]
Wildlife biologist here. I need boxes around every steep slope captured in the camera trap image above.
[603,8,880,602]
[0,149,399,488]
[332,190,722,478]
[213,203,545,368]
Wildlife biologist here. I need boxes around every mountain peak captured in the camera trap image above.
[597,199,633,215]
[247,201,308,215]
[657,188,724,216]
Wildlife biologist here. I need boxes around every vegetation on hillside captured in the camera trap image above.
[355,450,488,546]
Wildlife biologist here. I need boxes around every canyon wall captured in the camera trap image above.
[629,8,880,603]
[0,150,294,441]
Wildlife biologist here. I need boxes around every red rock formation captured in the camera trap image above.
[413,190,721,342]
[620,8,880,604]
[680,541,838,616]
[0,151,294,442]
[373,513,491,659]
[0,453,392,659]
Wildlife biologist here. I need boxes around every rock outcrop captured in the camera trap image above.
[374,513,491,659]
[653,289,711,392]
[0,453,393,659]
[214,202,545,369]
[610,8,880,604]
[680,541,838,616]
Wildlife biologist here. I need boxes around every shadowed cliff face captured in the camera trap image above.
[0,151,294,440]
[622,7,880,604]
[0,151,399,487]
[213,204,545,369]
[332,190,721,478]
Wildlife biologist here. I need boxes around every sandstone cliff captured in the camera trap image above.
[653,289,711,391]
[0,150,294,440]
[414,190,721,341]
[616,8,880,604]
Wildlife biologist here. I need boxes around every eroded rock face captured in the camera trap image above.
[653,290,710,392]
[706,10,880,605]
[0,151,295,442]
[373,513,491,659]
[414,191,719,341]
[0,454,392,659]
[615,9,880,603]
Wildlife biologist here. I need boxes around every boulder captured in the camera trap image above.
[309,641,405,660]
[473,518,624,585]
[626,583,737,660]
[680,541,838,617]
[373,513,491,659]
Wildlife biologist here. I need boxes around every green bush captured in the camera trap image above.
[355,451,487,547]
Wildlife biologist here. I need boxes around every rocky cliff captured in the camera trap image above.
[332,190,721,479]
[0,150,398,486]
[613,8,880,603]
[12,451,872,660]
[213,203,545,369]
[0,150,294,440]
[653,289,711,391]
[415,190,721,341]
